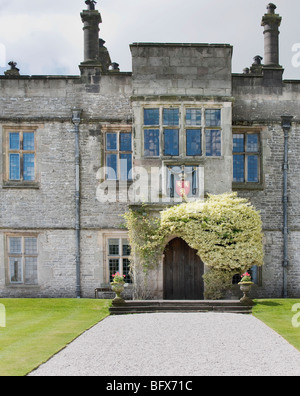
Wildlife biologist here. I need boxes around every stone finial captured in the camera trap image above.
[4,61,20,77]
[250,56,263,75]
[253,55,263,65]
[99,38,105,47]
[98,39,112,72]
[267,3,277,14]
[110,62,120,72]
[85,0,97,10]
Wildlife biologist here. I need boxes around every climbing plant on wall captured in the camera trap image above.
[124,193,264,299]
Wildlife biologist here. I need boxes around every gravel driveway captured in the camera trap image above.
[29,313,300,376]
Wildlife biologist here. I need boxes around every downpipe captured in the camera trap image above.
[72,109,83,298]
[281,115,293,298]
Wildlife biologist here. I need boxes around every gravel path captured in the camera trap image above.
[29,313,300,376]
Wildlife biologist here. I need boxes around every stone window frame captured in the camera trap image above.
[142,104,223,159]
[232,127,264,191]
[5,233,39,286]
[2,125,40,189]
[103,232,132,284]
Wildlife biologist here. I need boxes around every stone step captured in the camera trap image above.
[117,300,248,307]
[109,300,253,315]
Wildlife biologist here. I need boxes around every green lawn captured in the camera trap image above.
[253,299,300,352]
[1,298,299,376]
[0,299,111,376]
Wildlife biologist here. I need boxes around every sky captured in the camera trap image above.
[0,0,300,79]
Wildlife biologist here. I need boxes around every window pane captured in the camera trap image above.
[120,154,132,181]
[206,130,221,156]
[233,155,245,182]
[106,133,117,151]
[186,109,202,126]
[163,108,179,126]
[23,154,35,181]
[247,155,259,182]
[144,109,159,126]
[25,238,37,255]
[108,239,119,256]
[164,129,179,156]
[233,134,244,153]
[205,109,221,127]
[109,259,120,282]
[9,132,20,150]
[122,239,131,256]
[144,129,160,157]
[9,237,22,254]
[106,154,117,180]
[9,154,20,180]
[249,265,258,284]
[23,133,35,151]
[9,257,23,283]
[247,134,259,152]
[123,258,132,283]
[186,129,201,156]
[120,133,132,152]
[25,257,38,284]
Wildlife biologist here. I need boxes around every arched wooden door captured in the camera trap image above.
[163,238,204,300]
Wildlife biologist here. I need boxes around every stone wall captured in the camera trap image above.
[1,49,300,299]
[0,73,132,298]
[232,74,300,297]
[130,43,233,97]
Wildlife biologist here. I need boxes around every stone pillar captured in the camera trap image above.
[80,7,102,64]
[261,3,282,67]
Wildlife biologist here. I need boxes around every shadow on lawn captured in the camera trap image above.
[254,300,281,307]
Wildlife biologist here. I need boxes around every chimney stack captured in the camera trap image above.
[261,3,282,67]
[81,1,102,64]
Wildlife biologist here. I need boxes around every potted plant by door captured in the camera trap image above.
[111,272,126,305]
[238,272,254,306]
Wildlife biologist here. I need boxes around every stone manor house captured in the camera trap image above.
[0,2,299,299]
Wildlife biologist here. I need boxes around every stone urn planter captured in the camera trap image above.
[238,272,254,306]
[238,282,254,306]
[111,272,126,306]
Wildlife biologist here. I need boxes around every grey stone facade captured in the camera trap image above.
[0,3,299,299]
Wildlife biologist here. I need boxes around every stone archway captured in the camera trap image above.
[163,238,204,300]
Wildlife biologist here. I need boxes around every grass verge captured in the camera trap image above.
[0,299,111,376]
[253,299,300,352]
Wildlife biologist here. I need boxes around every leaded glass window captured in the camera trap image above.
[164,129,179,156]
[144,109,160,126]
[143,106,222,158]
[8,236,38,285]
[186,129,202,156]
[105,131,133,181]
[144,129,160,157]
[206,130,221,156]
[8,131,35,181]
[205,109,221,127]
[233,132,260,183]
[107,238,132,283]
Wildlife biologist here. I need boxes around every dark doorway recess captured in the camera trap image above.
[163,238,204,300]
